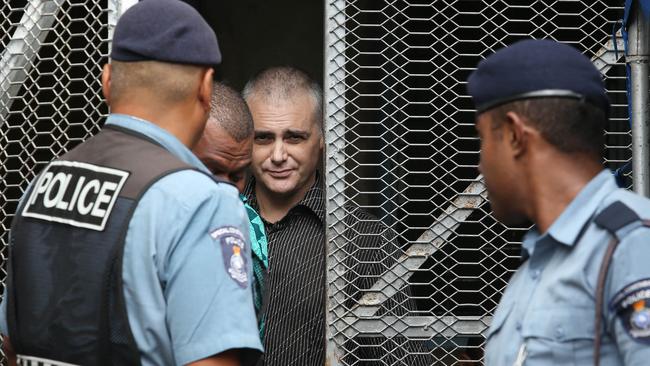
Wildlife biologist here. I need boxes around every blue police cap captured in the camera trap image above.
[111,0,221,66]
[467,39,609,115]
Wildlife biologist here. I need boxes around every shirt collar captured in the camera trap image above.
[105,114,210,174]
[522,169,618,255]
[244,171,325,223]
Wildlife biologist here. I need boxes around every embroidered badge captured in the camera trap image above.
[210,226,249,288]
[609,278,650,343]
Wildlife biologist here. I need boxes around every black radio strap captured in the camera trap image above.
[592,201,650,366]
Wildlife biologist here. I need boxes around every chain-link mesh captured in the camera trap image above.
[0,0,118,361]
[325,1,628,364]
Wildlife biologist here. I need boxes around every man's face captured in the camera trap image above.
[476,112,523,226]
[193,120,253,193]
[247,93,324,198]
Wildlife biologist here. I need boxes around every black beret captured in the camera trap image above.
[111,0,221,66]
[467,39,609,115]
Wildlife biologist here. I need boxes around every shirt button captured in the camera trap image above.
[516,322,522,331]
[555,327,564,339]
[531,269,541,280]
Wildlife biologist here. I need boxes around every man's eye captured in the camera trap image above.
[286,135,304,143]
[254,136,272,144]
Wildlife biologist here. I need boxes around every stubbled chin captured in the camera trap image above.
[264,177,297,195]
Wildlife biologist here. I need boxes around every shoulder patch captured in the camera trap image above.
[610,278,650,343]
[210,226,249,288]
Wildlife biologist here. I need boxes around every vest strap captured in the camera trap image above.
[592,200,650,366]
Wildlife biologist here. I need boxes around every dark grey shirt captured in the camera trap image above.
[244,174,431,366]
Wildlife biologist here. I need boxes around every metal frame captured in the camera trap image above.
[324,0,349,363]
[628,2,650,195]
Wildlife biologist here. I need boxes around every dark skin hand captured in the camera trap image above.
[185,350,240,366]
[2,336,16,366]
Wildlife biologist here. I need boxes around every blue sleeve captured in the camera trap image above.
[0,290,7,336]
[123,171,262,365]
[606,225,650,364]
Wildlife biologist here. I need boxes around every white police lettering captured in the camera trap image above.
[91,181,119,218]
[210,226,246,249]
[77,179,101,215]
[22,161,129,231]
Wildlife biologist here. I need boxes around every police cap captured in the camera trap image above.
[111,0,221,66]
[467,39,609,115]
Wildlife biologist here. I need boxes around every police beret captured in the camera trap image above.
[111,0,221,66]
[467,39,609,115]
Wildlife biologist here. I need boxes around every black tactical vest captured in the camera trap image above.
[7,125,197,365]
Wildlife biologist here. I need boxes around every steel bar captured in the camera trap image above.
[337,316,492,339]
[0,0,61,127]
[324,0,349,364]
[628,2,650,196]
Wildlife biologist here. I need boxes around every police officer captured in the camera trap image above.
[468,39,650,365]
[0,0,262,365]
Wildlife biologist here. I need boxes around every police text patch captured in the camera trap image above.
[210,226,249,288]
[610,278,650,343]
[22,161,129,231]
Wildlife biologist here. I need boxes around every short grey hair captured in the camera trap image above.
[242,66,323,129]
[209,82,254,142]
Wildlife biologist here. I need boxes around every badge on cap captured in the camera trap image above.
[210,226,249,288]
[610,278,650,343]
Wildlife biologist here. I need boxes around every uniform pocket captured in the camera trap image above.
[523,307,595,365]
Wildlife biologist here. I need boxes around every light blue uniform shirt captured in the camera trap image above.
[485,170,650,366]
[0,114,263,365]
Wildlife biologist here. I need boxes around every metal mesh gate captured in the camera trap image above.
[325,1,628,364]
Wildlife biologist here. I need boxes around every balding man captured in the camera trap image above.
[193,83,268,338]
[0,1,261,365]
[242,66,431,366]
[194,83,254,193]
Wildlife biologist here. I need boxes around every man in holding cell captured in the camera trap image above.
[242,66,430,366]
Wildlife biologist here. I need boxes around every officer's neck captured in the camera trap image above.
[110,101,205,149]
[525,150,602,234]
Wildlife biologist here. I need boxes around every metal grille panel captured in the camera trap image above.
[325,1,628,364]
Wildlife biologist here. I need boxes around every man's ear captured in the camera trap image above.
[101,64,112,106]
[503,111,530,158]
[198,68,214,113]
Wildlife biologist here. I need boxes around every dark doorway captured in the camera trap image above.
[188,0,325,91]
